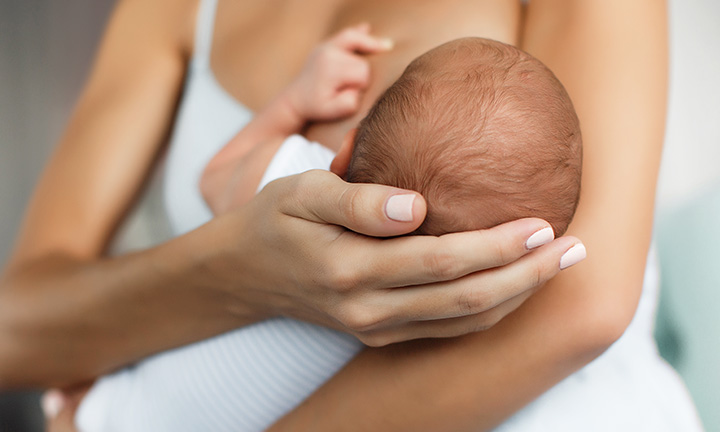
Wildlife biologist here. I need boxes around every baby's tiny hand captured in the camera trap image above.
[284,23,393,122]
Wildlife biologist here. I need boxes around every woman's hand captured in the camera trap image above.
[282,23,393,122]
[211,169,584,346]
[43,386,88,432]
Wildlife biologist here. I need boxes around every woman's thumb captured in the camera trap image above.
[273,170,427,237]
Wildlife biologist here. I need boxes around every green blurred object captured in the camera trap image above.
[655,183,720,432]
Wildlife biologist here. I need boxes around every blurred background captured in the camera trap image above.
[0,0,718,430]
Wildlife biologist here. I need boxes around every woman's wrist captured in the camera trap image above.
[199,170,586,344]
[176,210,275,325]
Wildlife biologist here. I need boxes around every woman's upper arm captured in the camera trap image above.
[521,0,669,328]
[6,0,196,268]
[270,2,668,430]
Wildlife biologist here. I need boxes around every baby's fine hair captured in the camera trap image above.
[346,37,582,236]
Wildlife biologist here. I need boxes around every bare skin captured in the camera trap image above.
[4,0,667,430]
[211,0,522,149]
[0,0,576,389]
[269,1,668,430]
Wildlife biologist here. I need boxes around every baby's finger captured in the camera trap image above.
[330,89,362,116]
[332,26,394,53]
[332,55,371,88]
[353,22,371,34]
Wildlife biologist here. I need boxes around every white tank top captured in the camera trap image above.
[77,0,702,430]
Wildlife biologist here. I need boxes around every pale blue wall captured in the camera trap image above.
[653,1,720,430]
[655,185,720,431]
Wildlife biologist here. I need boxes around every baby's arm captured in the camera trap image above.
[200,24,392,215]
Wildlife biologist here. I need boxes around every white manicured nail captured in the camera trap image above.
[560,243,587,269]
[41,390,64,419]
[526,227,555,249]
[385,194,415,222]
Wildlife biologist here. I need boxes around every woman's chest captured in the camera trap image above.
[209,0,521,113]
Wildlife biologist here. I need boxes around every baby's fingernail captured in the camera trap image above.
[386,194,415,222]
[526,227,554,249]
[560,243,587,269]
[379,38,394,50]
[41,390,65,419]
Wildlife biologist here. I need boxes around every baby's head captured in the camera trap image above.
[338,37,582,236]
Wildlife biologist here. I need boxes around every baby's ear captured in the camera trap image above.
[330,128,357,179]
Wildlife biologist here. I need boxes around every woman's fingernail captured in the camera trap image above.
[560,243,587,269]
[526,227,555,249]
[385,194,415,222]
[379,38,394,50]
[41,390,65,419]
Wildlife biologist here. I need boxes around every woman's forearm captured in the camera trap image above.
[269,291,619,432]
[271,1,668,430]
[1,173,575,392]
[0,217,261,389]
[0,0,214,390]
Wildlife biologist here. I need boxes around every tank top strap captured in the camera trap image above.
[191,0,219,69]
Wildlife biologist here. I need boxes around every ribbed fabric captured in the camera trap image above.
[77,318,362,432]
[77,0,703,430]
[256,135,336,192]
[77,123,362,432]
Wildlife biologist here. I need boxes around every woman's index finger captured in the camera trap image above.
[333,218,557,290]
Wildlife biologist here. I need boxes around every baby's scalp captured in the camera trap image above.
[346,37,582,236]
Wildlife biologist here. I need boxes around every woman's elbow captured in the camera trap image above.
[0,322,31,391]
[570,282,642,358]
[0,289,71,390]
[0,327,78,390]
[0,315,35,389]
[0,287,20,389]
[0,348,21,391]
